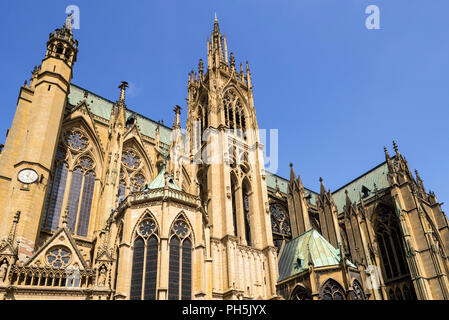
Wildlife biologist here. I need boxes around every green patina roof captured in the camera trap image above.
[331,161,389,212]
[265,172,318,205]
[278,229,356,282]
[146,165,181,191]
[68,84,172,145]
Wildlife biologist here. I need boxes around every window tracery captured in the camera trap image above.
[46,246,71,268]
[352,280,365,300]
[42,128,97,237]
[64,130,88,151]
[320,279,345,300]
[168,216,192,300]
[122,150,141,170]
[130,217,159,300]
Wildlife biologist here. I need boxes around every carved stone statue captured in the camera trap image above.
[0,260,8,283]
[98,266,107,287]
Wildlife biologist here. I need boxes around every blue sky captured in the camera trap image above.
[0,0,448,210]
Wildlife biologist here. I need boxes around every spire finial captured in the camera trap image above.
[118,81,129,104]
[64,13,73,31]
[8,211,20,243]
[393,140,399,153]
[173,105,182,129]
[215,12,218,22]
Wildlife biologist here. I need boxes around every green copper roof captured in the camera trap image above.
[68,84,172,145]
[146,166,181,191]
[331,161,389,213]
[278,229,356,282]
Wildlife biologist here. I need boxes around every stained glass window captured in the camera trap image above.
[118,180,126,202]
[270,203,292,238]
[181,239,192,300]
[77,172,95,237]
[129,219,159,300]
[46,247,71,268]
[139,220,156,237]
[65,131,88,151]
[173,221,189,238]
[122,150,140,169]
[243,191,252,246]
[130,238,144,300]
[67,168,83,233]
[320,279,345,300]
[352,280,365,300]
[132,174,145,192]
[168,237,180,300]
[144,236,158,300]
[43,163,68,231]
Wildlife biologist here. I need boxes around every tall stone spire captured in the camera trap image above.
[118,81,129,105]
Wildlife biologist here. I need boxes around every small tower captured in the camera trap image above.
[0,15,78,261]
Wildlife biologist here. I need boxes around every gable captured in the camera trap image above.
[25,228,89,270]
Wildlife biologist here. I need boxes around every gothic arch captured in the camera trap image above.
[319,278,346,300]
[61,116,104,165]
[122,136,154,178]
[130,210,160,244]
[289,284,312,300]
[168,211,195,245]
[351,279,365,300]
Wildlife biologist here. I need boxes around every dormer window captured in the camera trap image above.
[361,185,371,198]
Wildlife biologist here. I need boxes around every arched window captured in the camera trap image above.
[130,218,159,300]
[242,184,252,247]
[374,208,411,282]
[66,157,95,237]
[319,279,345,300]
[231,174,238,237]
[42,130,97,236]
[290,285,312,300]
[42,162,69,231]
[270,203,292,252]
[168,217,192,300]
[351,280,365,300]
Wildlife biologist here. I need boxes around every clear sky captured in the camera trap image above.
[0,0,448,210]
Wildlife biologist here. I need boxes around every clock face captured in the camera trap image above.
[18,169,38,184]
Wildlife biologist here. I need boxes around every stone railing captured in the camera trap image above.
[127,187,200,208]
[7,265,95,289]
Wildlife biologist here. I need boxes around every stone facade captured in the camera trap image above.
[0,15,447,300]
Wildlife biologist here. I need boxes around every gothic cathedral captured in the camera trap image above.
[0,16,447,300]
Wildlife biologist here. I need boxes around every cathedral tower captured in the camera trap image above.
[0,15,78,261]
[186,17,278,299]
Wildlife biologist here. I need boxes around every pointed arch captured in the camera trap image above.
[130,210,160,243]
[168,212,193,300]
[123,132,154,178]
[61,116,104,165]
[241,177,253,246]
[290,284,312,300]
[129,210,160,300]
[319,278,345,300]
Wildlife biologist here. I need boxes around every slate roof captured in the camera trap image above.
[331,161,390,212]
[277,229,356,282]
[68,84,172,145]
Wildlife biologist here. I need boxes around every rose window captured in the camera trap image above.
[173,221,189,238]
[65,131,88,151]
[46,247,71,268]
[138,219,156,237]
